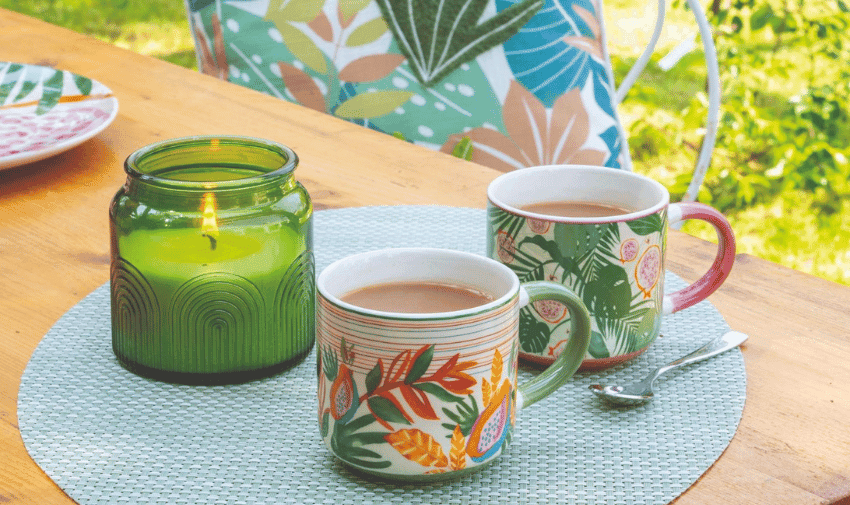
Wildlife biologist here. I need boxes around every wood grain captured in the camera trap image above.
[1,9,849,504]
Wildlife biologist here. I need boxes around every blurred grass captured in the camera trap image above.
[0,0,197,69]
[2,0,847,286]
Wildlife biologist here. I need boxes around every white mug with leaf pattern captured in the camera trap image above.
[487,165,736,369]
[316,248,591,480]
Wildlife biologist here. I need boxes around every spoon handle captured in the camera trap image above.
[658,331,748,375]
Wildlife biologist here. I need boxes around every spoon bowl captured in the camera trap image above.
[590,331,748,406]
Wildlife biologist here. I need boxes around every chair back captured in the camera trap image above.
[186,0,718,199]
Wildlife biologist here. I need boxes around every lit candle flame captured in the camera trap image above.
[201,192,219,250]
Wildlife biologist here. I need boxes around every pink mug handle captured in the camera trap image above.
[663,202,736,315]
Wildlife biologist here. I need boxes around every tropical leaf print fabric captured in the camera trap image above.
[186,0,626,170]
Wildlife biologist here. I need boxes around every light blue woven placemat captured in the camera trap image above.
[18,206,746,505]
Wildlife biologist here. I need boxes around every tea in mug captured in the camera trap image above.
[341,281,494,313]
[520,201,633,218]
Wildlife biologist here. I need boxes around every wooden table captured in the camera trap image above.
[1,9,849,504]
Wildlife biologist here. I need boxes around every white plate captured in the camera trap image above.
[0,62,119,171]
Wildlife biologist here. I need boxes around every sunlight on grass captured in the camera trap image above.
[111,22,197,69]
[683,193,850,284]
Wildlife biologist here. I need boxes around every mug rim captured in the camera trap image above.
[316,247,520,321]
[487,165,670,223]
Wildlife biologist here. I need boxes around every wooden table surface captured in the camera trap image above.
[2,9,849,505]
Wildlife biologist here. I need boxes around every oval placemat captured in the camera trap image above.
[18,205,746,504]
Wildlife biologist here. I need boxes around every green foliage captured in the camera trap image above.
[679,0,850,213]
[0,0,197,68]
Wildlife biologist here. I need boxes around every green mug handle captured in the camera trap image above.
[516,281,592,410]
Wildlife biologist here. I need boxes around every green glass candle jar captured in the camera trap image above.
[109,136,314,384]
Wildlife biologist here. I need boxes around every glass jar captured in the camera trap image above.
[109,136,313,384]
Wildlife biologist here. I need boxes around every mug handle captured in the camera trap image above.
[663,202,737,315]
[515,281,591,410]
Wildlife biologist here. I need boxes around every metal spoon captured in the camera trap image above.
[589,330,748,406]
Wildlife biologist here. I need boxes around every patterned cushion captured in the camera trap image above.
[186,0,628,171]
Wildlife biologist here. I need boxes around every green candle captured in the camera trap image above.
[109,137,314,383]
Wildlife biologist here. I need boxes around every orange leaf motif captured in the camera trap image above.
[563,4,604,60]
[481,378,491,407]
[491,349,503,389]
[441,81,607,170]
[385,429,448,468]
[502,81,547,166]
[308,10,334,42]
[277,62,326,113]
[450,425,467,471]
[441,128,525,172]
[426,353,477,395]
[339,54,406,83]
[399,385,439,420]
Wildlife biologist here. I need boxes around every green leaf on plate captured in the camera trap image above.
[0,63,24,104]
[36,69,64,116]
[73,74,92,96]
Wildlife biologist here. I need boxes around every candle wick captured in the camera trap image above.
[202,233,218,251]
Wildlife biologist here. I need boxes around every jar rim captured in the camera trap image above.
[124,135,298,190]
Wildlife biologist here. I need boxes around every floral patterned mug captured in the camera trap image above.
[487,165,736,369]
[316,248,591,480]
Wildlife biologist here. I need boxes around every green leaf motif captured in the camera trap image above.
[367,396,411,425]
[36,70,64,116]
[365,363,382,394]
[414,382,464,403]
[322,345,339,381]
[554,222,604,259]
[340,0,373,22]
[278,23,328,74]
[440,395,479,436]
[583,264,632,320]
[405,345,434,384]
[330,414,392,469]
[519,307,550,354]
[346,17,389,47]
[587,330,610,359]
[74,74,93,96]
[626,214,664,236]
[266,0,325,23]
[631,309,659,352]
[333,90,413,118]
[0,63,24,104]
[320,410,330,437]
[451,137,474,160]
[375,0,544,87]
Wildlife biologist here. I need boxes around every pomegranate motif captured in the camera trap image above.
[496,230,515,263]
[330,364,359,424]
[635,245,661,298]
[533,299,568,323]
[619,238,639,263]
[466,380,512,462]
[527,217,550,234]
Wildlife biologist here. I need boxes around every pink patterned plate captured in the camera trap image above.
[0,62,118,171]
